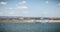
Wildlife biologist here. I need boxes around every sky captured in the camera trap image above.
[0,0,60,17]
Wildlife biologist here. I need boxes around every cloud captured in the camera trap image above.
[0,2,7,5]
[22,1,26,4]
[18,1,26,5]
[45,1,49,4]
[16,1,28,10]
[17,6,28,9]
[7,8,13,10]
[5,6,28,10]
[8,8,13,9]
[57,3,60,6]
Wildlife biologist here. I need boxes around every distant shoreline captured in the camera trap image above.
[0,19,60,22]
[0,17,60,22]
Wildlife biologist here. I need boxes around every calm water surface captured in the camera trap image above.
[0,21,60,32]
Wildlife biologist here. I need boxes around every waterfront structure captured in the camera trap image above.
[0,17,60,22]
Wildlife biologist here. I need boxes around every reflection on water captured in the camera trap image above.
[0,21,60,32]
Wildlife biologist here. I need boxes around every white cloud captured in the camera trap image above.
[17,6,28,9]
[0,2,7,5]
[6,7,17,10]
[8,8,13,10]
[9,8,13,9]
[18,1,26,4]
[5,6,28,10]
[45,1,49,4]
[57,3,60,6]
[22,1,26,4]
[16,1,28,10]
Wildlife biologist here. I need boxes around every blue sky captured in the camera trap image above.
[0,0,60,17]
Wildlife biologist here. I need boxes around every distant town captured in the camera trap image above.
[0,16,60,22]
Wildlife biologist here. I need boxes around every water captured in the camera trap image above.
[0,22,60,32]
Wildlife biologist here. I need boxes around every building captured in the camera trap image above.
[0,17,60,22]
